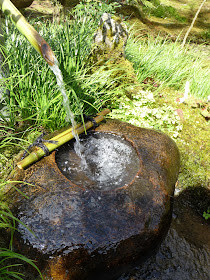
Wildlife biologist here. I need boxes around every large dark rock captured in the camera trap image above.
[11,0,34,8]
[6,120,180,279]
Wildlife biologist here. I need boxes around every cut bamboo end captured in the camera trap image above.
[17,109,111,170]
[0,0,56,66]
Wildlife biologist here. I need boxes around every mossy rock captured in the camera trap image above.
[89,13,139,96]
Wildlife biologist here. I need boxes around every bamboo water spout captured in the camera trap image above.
[17,109,111,170]
[0,0,55,66]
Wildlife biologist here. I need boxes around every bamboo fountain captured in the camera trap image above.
[0,0,111,169]
[0,2,180,279]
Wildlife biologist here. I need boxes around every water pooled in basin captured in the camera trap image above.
[49,60,82,158]
[56,132,140,191]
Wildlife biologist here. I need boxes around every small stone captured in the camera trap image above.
[93,13,128,51]
[175,109,185,121]
[201,109,210,121]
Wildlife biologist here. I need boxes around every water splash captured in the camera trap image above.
[56,132,140,191]
[49,59,82,158]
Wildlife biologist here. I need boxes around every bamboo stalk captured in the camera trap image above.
[0,0,55,66]
[181,0,207,48]
[17,109,111,170]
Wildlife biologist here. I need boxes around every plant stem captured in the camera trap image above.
[181,0,207,48]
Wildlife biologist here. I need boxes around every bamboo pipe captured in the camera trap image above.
[0,0,55,66]
[17,109,111,170]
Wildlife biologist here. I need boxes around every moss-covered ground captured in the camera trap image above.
[119,0,209,191]
[154,89,209,191]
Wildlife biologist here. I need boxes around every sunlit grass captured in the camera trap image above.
[125,35,210,99]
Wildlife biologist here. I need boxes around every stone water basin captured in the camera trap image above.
[7,119,180,279]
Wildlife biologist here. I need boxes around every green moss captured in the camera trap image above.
[143,2,187,23]
[176,117,209,189]
[89,44,139,97]
[155,92,209,189]
[110,86,209,190]
[201,30,210,40]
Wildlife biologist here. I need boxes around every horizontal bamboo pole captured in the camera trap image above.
[17,109,111,170]
[0,0,55,66]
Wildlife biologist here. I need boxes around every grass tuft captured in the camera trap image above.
[1,1,122,130]
[125,35,210,99]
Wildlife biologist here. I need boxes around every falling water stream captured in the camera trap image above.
[49,59,83,158]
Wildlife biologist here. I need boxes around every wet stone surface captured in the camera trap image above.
[118,187,210,280]
[7,120,180,279]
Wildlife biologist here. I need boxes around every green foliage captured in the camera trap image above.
[203,209,210,220]
[125,35,210,99]
[0,248,42,280]
[72,0,119,20]
[142,0,187,22]
[201,30,210,40]
[110,90,182,138]
[0,125,33,151]
[1,1,121,130]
